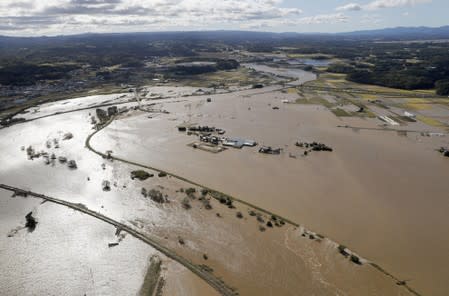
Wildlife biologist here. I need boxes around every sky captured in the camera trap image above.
[0,0,447,36]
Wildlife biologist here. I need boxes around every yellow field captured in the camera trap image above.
[416,115,446,128]
[359,93,378,100]
[406,103,432,110]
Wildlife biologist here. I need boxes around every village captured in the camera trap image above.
[178,124,334,156]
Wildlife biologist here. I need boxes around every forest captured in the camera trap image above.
[0,31,448,94]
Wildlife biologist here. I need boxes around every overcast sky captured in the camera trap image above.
[0,0,446,36]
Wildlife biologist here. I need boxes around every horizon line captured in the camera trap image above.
[1,24,449,39]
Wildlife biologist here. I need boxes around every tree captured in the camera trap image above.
[436,79,449,96]
[327,63,354,74]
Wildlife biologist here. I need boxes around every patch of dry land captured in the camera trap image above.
[1,64,449,296]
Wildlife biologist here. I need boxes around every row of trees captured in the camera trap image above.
[0,63,79,86]
[173,59,240,76]
[436,80,449,96]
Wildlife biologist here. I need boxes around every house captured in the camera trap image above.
[259,146,281,155]
[223,138,257,149]
[223,139,243,148]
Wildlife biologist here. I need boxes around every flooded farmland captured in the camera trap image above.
[91,68,449,295]
[1,64,448,296]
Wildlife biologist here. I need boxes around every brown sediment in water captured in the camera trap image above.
[85,122,416,295]
[162,260,220,296]
[90,86,449,296]
[1,71,448,295]
[127,182,415,296]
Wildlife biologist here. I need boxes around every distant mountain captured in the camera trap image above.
[1,26,449,45]
[339,25,449,40]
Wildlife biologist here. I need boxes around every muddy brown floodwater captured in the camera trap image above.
[92,83,449,295]
[2,65,448,295]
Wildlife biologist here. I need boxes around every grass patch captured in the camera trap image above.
[393,115,416,123]
[416,115,446,128]
[406,103,432,111]
[319,73,346,80]
[295,97,334,108]
[138,256,162,296]
[359,93,379,100]
[363,110,377,118]
[331,108,352,117]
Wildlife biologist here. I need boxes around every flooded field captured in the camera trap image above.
[93,84,449,295]
[0,188,154,295]
[1,63,449,295]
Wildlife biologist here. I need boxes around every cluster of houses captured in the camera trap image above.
[223,138,257,149]
[178,124,288,155]
[200,135,221,145]
[198,135,257,149]
[178,125,225,135]
[258,146,281,154]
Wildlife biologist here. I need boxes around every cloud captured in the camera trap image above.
[0,16,59,31]
[297,13,349,25]
[336,0,431,11]
[336,3,362,12]
[240,13,349,29]
[0,0,305,35]
[366,0,431,9]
